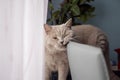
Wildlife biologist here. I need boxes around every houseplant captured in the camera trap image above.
[47,0,95,25]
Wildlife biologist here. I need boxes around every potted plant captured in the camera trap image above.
[47,0,95,25]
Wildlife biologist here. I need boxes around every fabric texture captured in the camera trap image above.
[0,0,48,80]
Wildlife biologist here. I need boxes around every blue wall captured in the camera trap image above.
[49,0,120,63]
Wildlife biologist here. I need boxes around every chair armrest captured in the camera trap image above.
[67,41,109,80]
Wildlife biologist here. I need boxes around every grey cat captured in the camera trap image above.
[44,19,120,80]
[44,19,73,80]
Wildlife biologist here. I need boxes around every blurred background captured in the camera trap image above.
[47,0,120,65]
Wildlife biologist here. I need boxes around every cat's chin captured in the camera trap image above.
[55,45,66,51]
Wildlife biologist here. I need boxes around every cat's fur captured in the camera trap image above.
[44,19,73,80]
[44,19,120,80]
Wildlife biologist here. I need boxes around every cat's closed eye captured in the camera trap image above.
[53,37,57,40]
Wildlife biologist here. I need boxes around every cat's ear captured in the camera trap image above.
[65,18,72,29]
[44,24,52,34]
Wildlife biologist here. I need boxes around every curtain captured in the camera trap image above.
[0,0,48,80]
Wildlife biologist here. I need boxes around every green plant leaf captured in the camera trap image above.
[88,7,95,12]
[49,2,54,10]
[52,10,60,20]
[47,18,54,24]
[79,14,88,22]
[79,0,86,3]
[71,0,79,4]
[62,3,71,12]
[71,5,80,16]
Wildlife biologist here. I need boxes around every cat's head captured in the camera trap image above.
[44,19,73,50]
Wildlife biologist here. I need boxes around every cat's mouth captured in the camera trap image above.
[64,42,69,46]
[59,42,69,47]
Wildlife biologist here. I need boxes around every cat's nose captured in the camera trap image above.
[60,41,63,44]
[60,40,64,44]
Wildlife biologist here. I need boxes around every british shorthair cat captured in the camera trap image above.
[44,19,73,80]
